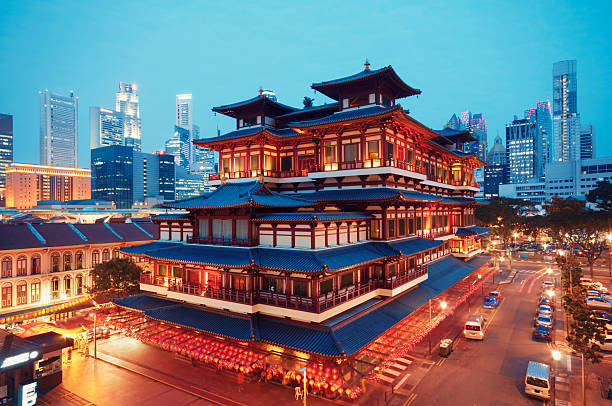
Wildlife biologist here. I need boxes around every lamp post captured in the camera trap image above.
[607,234,612,277]
[478,273,483,297]
[428,300,448,354]
[89,312,97,359]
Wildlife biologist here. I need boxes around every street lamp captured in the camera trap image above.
[607,234,612,277]
[552,349,561,361]
[428,299,448,354]
[89,312,97,359]
[478,273,483,297]
[440,301,448,310]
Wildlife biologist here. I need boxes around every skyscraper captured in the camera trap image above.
[552,60,579,162]
[176,93,194,168]
[39,90,78,167]
[165,126,191,171]
[506,118,540,183]
[523,100,552,178]
[116,82,141,151]
[487,134,506,166]
[89,106,124,149]
[0,114,13,199]
[91,145,175,208]
[580,125,595,159]
[447,111,487,161]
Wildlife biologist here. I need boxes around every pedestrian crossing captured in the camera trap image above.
[378,357,414,386]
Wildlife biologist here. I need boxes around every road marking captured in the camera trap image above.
[397,357,413,365]
[404,393,417,406]
[393,372,412,391]
[435,357,446,366]
[519,268,546,293]
[383,368,401,376]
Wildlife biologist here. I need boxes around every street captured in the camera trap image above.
[406,261,566,406]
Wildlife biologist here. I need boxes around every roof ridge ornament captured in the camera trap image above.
[364,58,370,71]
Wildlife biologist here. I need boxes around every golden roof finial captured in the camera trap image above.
[258,87,263,95]
[364,58,370,71]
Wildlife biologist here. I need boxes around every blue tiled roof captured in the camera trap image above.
[389,237,443,256]
[275,103,339,119]
[123,255,489,356]
[120,238,442,273]
[440,196,476,204]
[113,294,180,311]
[151,213,192,221]
[455,226,489,236]
[253,212,373,222]
[311,66,421,100]
[194,126,300,144]
[212,95,297,116]
[289,105,401,128]
[292,188,400,202]
[399,190,444,201]
[146,305,253,340]
[164,181,314,209]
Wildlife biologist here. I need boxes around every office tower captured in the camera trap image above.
[0,114,13,199]
[176,94,194,166]
[447,111,487,161]
[89,106,124,149]
[5,163,90,208]
[580,125,595,159]
[39,90,78,167]
[174,166,208,200]
[523,100,552,178]
[91,145,175,208]
[487,135,506,166]
[165,126,191,171]
[552,60,579,162]
[506,118,541,183]
[116,82,141,151]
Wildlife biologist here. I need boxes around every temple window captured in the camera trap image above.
[281,156,292,171]
[241,116,259,127]
[398,219,406,236]
[319,278,333,295]
[293,280,308,297]
[368,93,375,104]
[408,218,415,234]
[386,142,394,159]
[264,155,276,171]
[342,99,349,109]
[250,154,260,170]
[262,276,283,293]
[367,141,379,159]
[172,266,182,278]
[222,158,230,173]
[157,265,167,277]
[340,272,354,288]
[388,220,395,238]
[406,149,413,163]
[324,142,336,164]
[343,143,359,162]
[388,264,397,278]
[370,219,380,238]
[234,157,246,172]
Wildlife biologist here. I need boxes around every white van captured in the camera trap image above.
[463,315,485,340]
[525,361,550,399]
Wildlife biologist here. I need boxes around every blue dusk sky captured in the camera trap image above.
[1,0,611,167]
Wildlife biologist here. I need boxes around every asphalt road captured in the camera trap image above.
[410,262,557,406]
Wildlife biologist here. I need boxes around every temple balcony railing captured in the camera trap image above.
[140,264,429,314]
[186,236,250,247]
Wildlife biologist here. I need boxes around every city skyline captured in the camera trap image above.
[1,1,610,168]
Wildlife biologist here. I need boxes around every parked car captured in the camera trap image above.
[539,297,554,309]
[534,314,553,328]
[483,296,499,309]
[586,297,612,309]
[536,305,553,318]
[533,325,552,342]
[489,291,503,301]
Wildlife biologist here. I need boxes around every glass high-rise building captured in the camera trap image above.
[580,125,595,159]
[552,60,579,162]
[0,114,13,198]
[506,118,540,183]
[39,90,78,167]
[165,126,191,171]
[91,145,175,208]
[89,106,124,149]
[523,100,552,179]
[176,94,194,166]
[116,82,141,151]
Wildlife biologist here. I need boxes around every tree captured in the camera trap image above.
[303,96,314,108]
[586,180,612,212]
[475,197,534,248]
[89,258,141,297]
[546,197,608,279]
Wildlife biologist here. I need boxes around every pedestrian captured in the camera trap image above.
[237,371,245,393]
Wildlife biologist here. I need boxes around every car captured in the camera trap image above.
[489,291,503,301]
[534,314,553,328]
[586,298,612,309]
[483,296,499,309]
[536,305,553,317]
[533,325,552,342]
[539,297,554,309]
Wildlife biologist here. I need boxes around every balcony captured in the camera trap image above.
[186,236,250,246]
[140,264,428,314]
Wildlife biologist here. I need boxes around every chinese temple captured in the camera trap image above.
[114,63,491,400]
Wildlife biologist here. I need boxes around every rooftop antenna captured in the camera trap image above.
[364,58,370,71]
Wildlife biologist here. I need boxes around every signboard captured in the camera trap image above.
[0,351,39,369]
[18,381,37,406]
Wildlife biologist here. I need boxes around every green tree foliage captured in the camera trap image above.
[557,255,605,362]
[89,258,141,297]
[586,180,612,212]
[303,96,314,108]
[546,197,608,278]
[475,197,534,248]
